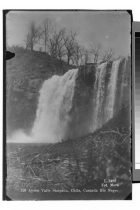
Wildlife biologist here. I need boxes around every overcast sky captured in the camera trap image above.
[6,10,131,57]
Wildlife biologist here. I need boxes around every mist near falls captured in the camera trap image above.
[8,59,127,143]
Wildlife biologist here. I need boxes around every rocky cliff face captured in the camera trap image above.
[67,58,131,139]
[68,64,96,138]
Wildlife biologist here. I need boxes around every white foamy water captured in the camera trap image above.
[105,59,121,121]
[93,62,108,130]
[31,69,78,143]
[7,130,33,143]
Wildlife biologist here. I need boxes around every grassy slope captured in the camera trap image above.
[6,105,131,200]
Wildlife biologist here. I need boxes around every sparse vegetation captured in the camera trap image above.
[8,17,117,66]
[7,105,131,200]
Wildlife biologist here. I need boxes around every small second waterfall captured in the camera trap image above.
[105,59,121,121]
[92,59,122,130]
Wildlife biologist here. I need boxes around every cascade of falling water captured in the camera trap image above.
[32,69,78,143]
[93,62,108,130]
[119,59,127,107]
[105,59,121,122]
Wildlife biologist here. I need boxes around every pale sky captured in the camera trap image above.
[6,10,131,57]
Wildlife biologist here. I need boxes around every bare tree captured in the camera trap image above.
[72,42,83,66]
[48,28,66,60]
[90,43,101,64]
[81,48,90,65]
[101,48,114,63]
[56,29,66,60]
[41,18,53,53]
[90,44,114,64]
[25,21,41,52]
[63,31,77,65]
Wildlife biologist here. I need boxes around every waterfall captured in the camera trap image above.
[8,58,126,143]
[105,59,121,122]
[93,62,108,130]
[31,59,124,142]
[31,69,78,143]
[92,59,122,131]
